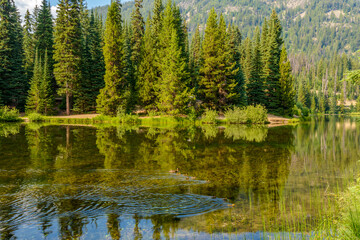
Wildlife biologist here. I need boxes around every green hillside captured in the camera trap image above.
[95,0,360,58]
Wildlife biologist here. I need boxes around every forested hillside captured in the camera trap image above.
[95,0,360,59]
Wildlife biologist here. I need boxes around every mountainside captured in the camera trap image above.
[95,0,360,58]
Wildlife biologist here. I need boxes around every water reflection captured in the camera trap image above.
[0,118,358,239]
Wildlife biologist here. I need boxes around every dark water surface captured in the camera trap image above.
[0,117,359,239]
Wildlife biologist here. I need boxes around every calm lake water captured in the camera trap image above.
[0,117,359,239]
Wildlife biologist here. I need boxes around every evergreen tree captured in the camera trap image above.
[54,0,82,115]
[130,0,144,73]
[279,46,295,116]
[247,27,265,106]
[23,10,35,81]
[297,80,306,106]
[0,0,26,109]
[199,9,239,110]
[228,24,246,106]
[96,0,127,116]
[26,50,42,113]
[124,23,136,112]
[189,25,202,92]
[242,37,252,83]
[40,49,55,114]
[263,10,283,113]
[34,0,54,61]
[156,0,189,114]
[138,15,157,110]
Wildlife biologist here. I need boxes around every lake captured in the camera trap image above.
[0,117,358,239]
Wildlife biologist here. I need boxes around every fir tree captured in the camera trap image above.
[130,0,144,73]
[199,9,239,110]
[263,10,283,113]
[156,0,189,114]
[0,0,26,109]
[40,49,55,114]
[26,50,42,113]
[228,24,246,106]
[279,46,295,116]
[124,23,136,112]
[96,0,127,116]
[53,0,82,115]
[247,27,265,106]
[138,15,157,110]
[242,37,252,83]
[189,26,202,94]
[23,10,35,82]
[34,0,54,61]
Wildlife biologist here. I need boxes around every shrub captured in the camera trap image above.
[245,105,268,124]
[201,108,218,124]
[224,107,247,124]
[0,106,21,122]
[27,113,46,122]
[147,109,157,117]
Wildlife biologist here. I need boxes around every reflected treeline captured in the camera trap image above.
[4,122,349,238]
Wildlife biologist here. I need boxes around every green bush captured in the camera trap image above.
[245,105,268,124]
[224,107,247,124]
[201,108,218,124]
[0,106,21,122]
[27,113,46,122]
[224,105,267,124]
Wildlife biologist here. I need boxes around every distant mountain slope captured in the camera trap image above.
[94,0,360,58]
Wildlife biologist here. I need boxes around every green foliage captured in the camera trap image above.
[0,106,21,122]
[0,0,27,110]
[201,108,218,124]
[245,105,268,124]
[224,107,247,124]
[96,0,128,116]
[27,112,46,122]
[337,179,360,239]
[54,0,82,115]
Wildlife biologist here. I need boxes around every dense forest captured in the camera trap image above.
[0,0,358,116]
[0,0,295,116]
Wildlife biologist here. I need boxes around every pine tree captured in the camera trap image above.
[40,49,54,115]
[247,27,265,106]
[228,24,246,106]
[189,25,202,92]
[0,0,26,109]
[54,0,82,115]
[156,0,189,114]
[96,0,127,116]
[263,10,283,113]
[199,9,239,110]
[74,0,92,113]
[26,50,42,113]
[34,0,54,61]
[124,23,136,112]
[23,10,35,82]
[279,46,295,116]
[130,0,144,73]
[242,37,252,83]
[138,15,157,110]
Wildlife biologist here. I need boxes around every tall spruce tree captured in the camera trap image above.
[53,0,82,115]
[279,46,295,116]
[138,15,157,110]
[96,0,127,116]
[189,26,202,94]
[229,24,246,106]
[263,10,283,113]
[199,9,239,110]
[247,27,265,105]
[156,0,189,114]
[0,0,26,109]
[130,0,144,73]
[40,49,54,114]
[23,10,35,82]
[34,0,54,61]
[26,50,42,113]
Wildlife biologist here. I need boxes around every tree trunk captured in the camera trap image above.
[66,90,70,116]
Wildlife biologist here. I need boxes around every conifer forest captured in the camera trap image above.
[0,0,301,117]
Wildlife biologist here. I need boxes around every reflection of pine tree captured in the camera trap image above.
[107,213,121,240]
